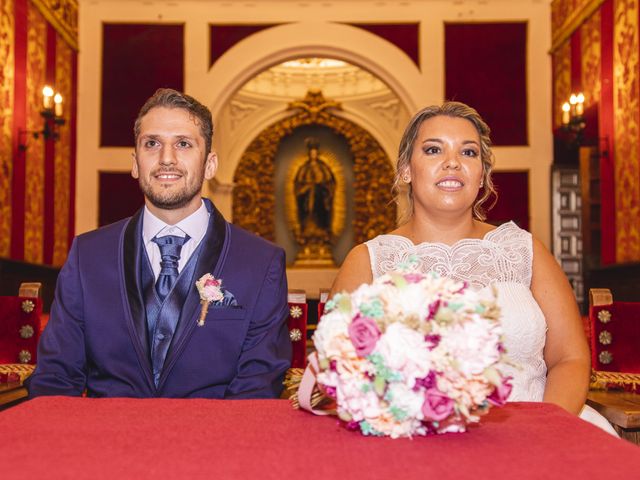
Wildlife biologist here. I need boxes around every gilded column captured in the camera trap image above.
[23,3,47,263]
[613,0,640,261]
[52,37,71,266]
[0,0,14,257]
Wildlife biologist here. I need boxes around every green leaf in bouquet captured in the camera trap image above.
[389,273,407,289]
[360,298,384,319]
[359,420,384,436]
[448,302,463,311]
[319,357,330,370]
[390,405,408,421]
[373,375,386,396]
[338,410,353,422]
[435,307,453,324]
[336,294,352,314]
[483,366,502,386]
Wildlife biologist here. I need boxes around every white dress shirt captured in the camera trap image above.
[142,200,210,281]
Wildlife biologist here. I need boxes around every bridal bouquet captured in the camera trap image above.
[306,263,511,438]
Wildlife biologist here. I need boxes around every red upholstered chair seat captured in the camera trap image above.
[0,283,43,385]
[287,290,308,369]
[589,288,640,391]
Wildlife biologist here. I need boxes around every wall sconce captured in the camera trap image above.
[19,85,66,150]
[561,92,586,143]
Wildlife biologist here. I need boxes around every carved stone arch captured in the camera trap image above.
[232,90,396,246]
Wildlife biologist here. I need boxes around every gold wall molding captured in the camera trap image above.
[0,0,14,257]
[30,0,78,51]
[614,0,640,261]
[233,90,396,249]
[551,0,606,53]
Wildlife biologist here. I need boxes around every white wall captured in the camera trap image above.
[77,0,552,245]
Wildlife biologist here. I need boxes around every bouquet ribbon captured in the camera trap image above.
[297,352,332,415]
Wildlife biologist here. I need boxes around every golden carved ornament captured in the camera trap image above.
[598,330,612,345]
[18,349,32,364]
[233,90,396,246]
[551,0,606,53]
[597,309,611,324]
[289,328,303,342]
[20,324,35,339]
[598,350,613,365]
[21,300,35,314]
[30,0,78,50]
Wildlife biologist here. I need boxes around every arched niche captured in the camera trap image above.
[232,91,397,259]
[191,22,425,123]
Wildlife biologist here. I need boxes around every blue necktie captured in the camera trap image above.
[152,234,190,301]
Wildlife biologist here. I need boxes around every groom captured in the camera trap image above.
[26,88,291,398]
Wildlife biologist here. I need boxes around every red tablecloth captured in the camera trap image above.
[0,398,638,479]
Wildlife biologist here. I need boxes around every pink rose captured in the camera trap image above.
[348,315,381,357]
[422,388,455,421]
[487,378,513,407]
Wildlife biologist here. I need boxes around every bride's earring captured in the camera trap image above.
[403,175,410,183]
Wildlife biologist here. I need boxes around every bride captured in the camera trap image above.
[330,101,616,435]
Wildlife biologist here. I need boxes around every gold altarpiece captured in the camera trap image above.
[232,90,396,266]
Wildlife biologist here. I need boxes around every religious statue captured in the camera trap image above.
[291,138,337,266]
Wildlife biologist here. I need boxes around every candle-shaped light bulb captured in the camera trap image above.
[42,85,54,109]
[576,92,585,116]
[562,102,571,125]
[54,93,63,117]
[569,94,577,105]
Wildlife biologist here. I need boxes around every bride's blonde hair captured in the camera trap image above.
[392,101,497,225]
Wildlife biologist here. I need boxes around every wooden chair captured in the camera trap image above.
[586,288,640,444]
[0,283,43,407]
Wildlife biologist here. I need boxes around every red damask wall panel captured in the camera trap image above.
[445,22,528,146]
[101,24,184,147]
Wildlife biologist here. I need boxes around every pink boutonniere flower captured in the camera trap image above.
[195,273,224,326]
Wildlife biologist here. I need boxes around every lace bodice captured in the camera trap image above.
[365,222,547,402]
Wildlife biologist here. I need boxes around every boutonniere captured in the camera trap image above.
[195,274,224,327]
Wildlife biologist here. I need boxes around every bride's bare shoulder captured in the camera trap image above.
[330,244,373,297]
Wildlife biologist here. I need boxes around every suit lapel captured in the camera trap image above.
[121,208,155,390]
[157,199,229,390]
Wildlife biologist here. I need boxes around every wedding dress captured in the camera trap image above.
[365,221,617,435]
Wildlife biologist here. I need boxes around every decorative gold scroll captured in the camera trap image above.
[0,0,14,257]
[581,10,601,109]
[551,0,606,53]
[614,0,640,261]
[552,41,571,129]
[23,4,47,264]
[232,90,396,247]
[52,36,72,266]
[30,0,78,51]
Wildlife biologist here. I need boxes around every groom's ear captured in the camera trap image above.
[131,151,139,179]
[204,152,218,180]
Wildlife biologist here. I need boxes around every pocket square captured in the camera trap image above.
[213,289,238,307]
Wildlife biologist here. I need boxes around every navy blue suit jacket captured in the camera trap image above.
[26,200,292,398]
